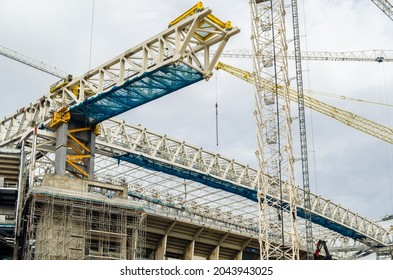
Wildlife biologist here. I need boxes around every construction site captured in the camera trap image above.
[1,0,393,260]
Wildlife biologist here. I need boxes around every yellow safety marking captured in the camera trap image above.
[168,2,204,27]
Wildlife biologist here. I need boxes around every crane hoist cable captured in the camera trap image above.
[88,0,96,70]
[215,74,219,146]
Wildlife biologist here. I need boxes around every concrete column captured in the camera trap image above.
[208,246,219,260]
[184,241,195,260]
[234,251,243,260]
[55,123,68,176]
[155,235,167,260]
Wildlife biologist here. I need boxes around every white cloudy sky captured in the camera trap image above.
[1,0,393,222]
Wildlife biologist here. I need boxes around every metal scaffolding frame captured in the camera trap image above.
[24,191,146,260]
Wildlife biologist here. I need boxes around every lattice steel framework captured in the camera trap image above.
[372,0,393,21]
[0,6,239,146]
[215,62,393,145]
[16,121,392,259]
[291,0,313,260]
[207,49,393,62]
[250,0,299,259]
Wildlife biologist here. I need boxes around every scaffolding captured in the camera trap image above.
[24,192,146,260]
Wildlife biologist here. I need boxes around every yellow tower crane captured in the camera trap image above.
[215,61,393,145]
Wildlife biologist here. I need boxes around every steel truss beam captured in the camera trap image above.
[0,6,239,142]
[17,118,392,250]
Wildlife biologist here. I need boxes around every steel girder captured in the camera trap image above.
[17,118,392,249]
[0,6,239,143]
[96,119,393,248]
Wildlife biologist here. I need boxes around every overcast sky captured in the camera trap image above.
[1,0,393,223]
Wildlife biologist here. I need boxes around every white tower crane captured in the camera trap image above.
[250,0,299,260]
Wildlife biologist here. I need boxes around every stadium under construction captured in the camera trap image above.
[1,1,393,260]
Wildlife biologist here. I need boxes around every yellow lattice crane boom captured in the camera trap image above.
[215,62,393,145]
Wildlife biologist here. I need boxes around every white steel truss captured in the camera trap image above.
[0,6,239,144]
[14,118,393,257]
[250,0,298,259]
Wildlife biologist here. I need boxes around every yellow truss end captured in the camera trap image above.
[50,108,71,129]
[168,2,204,27]
[206,14,232,30]
[215,62,224,70]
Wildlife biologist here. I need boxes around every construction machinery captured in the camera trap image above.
[1,2,393,261]
[215,62,393,145]
[314,240,332,260]
[206,49,393,62]
[250,0,300,260]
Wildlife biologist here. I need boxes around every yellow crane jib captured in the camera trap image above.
[215,61,393,145]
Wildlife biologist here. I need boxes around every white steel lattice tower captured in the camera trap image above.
[250,0,299,259]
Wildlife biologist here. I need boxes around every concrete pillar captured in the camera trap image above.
[55,123,68,176]
[155,235,167,260]
[184,241,195,260]
[208,246,219,260]
[234,251,243,260]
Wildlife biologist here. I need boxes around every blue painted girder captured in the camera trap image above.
[117,153,366,241]
[69,63,203,125]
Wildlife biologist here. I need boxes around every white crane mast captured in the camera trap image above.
[250,0,299,259]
